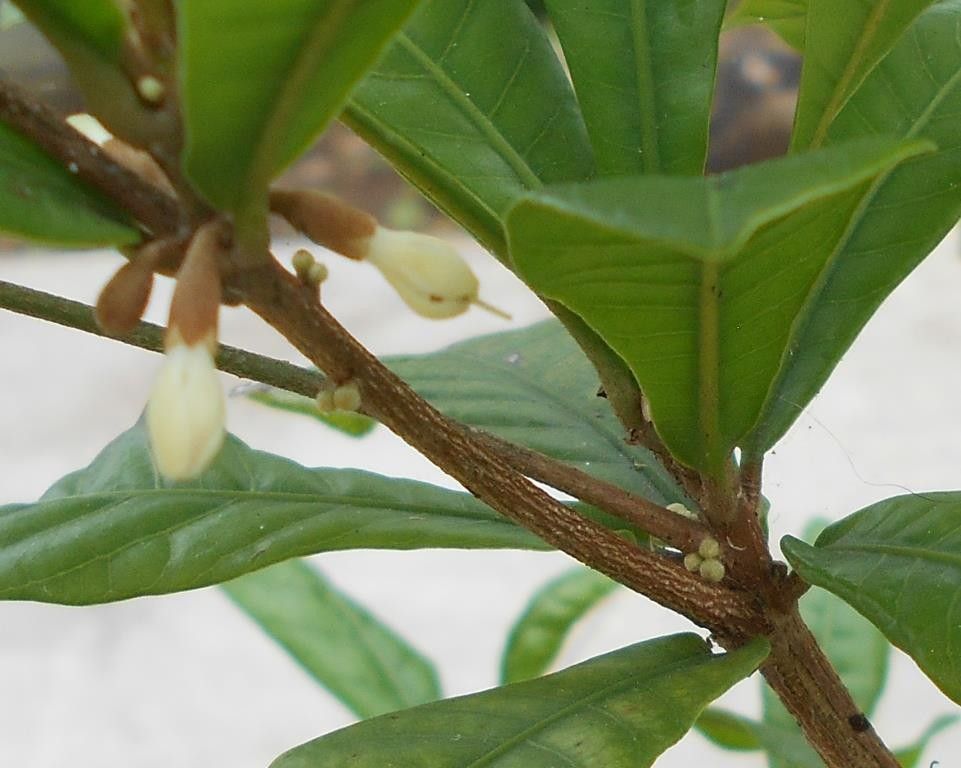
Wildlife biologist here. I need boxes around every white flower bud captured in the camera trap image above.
[146,341,225,481]
[365,227,508,319]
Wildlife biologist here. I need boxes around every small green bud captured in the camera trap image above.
[698,537,721,560]
[683,552,703,572]
[315,389,335,413]
[699,559,726,583]
[332,381,362,412]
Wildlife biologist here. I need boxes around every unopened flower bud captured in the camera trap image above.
[683,552,703,572]
[146,222,226,480]
[699,558,726,583]
[364,227,508,319]
[698,537,721,560]
[146,341,225,480]
[315,389,335,414]
[136,75,165,105]
[332,381,362,412]
[292,248,314,278]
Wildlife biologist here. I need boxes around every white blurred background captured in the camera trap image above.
[2,229,961,767]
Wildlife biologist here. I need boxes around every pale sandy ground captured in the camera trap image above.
[1,233,960,767]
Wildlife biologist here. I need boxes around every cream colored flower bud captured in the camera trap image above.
[332,381,362,412]
[683,552,703,572]
[365,227,508,320]
[146,342,226,481]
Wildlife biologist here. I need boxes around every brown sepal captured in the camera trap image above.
[95,259,155,336]
[270,188,376,260]
[168,221,226,349]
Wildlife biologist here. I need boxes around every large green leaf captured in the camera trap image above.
[344,0,594,258]
[545,0,725,175]
[272,633,770,768]
[0,423,545,605]
[178,0,418,212]
[783,492,961,706]
[507,138,929,473]
[500,566,618,684]
[389,320,687,507]
[0,122,139,246]
[747,0,961,453]
[224,559,440,719]
[724,0,806,50]
[791,0,934,149]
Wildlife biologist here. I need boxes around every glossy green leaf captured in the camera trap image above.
[694,708,763,752]
[272,634,770,768]
[783,492,961,706]
[388,320,688,508]
[344,0,594,258]
[545,0,725,175]
[0,423,546,605]
[247,388,376,437]
[791,0,934,149]
[724,0,806,50]
[894,714,958,768]
[0,122,140,246]
[747,0,961,451]
[224,559,440,718]
[508,138,929,473]
[178,0,419,211]
[500,566,618,684]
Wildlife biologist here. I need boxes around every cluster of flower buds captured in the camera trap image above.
[683,536,725,583]
[270,188,508,320]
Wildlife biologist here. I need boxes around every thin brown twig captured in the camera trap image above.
[0,278,711,556]
[0,76,181,237]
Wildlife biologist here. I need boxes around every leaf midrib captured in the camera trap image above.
[629,0,661,172]
[239,0,357,210]
[395,32,544,190]
[807,0,893,148]
[462,651,704,768]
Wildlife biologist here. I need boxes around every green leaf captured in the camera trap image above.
[247,388,376,437]
[724,0,806,50]
[271,634,770,768]
[791,0,934,149]
[224,559,440,719]
[178,0,419,212]
[747,0,961,451]
[344,0,594,258]
[0,122,140,246]
[500,566,618,684]
[388,320,688,508]
[508,138,929,473]
[782,491,961,706]
[545,0,726,175]
[694,708,763,752]
[0,423,546,605]
[894,714,958,768]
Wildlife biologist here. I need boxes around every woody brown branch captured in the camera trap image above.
[0,75,901,768]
